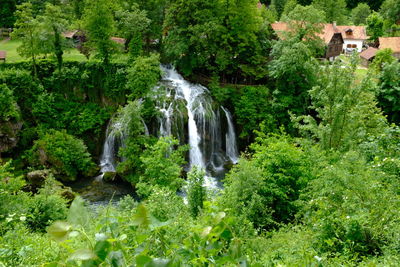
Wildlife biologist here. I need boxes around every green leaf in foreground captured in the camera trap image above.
[47,221,72,242]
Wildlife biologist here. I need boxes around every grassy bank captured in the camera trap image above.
[0,39,88,63]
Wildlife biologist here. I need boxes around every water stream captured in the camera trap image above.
[91,66,239,200]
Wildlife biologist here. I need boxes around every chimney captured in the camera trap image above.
[333,21,337,30]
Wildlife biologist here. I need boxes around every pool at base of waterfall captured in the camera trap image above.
[69,174,137,207]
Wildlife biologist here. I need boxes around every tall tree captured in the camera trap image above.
[377,61,400,123]
[130,0,168,50]
[269,5,323,129]
[312,0,348,24]
[380,0,400,36]
[163,0,270,82]
[366,12,385,43]
[283,4,326,54]
[351,3,371,25]
[293,61,386,151]
[40,3,69,71]
[269,40,318,129]
[115,5,150,58]
[380,0,400,26]
[346,0,383,11]
[270,0,288,18]
[83,0,116,65]
[0,0,17,28]
[280,0,297,19]
[163,0,223,76]
[68,0,85,19]
[11,3,42,77]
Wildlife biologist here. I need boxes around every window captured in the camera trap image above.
[352,44,357,48]
[347,44,352,48]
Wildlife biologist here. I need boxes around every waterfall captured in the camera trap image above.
[156,66,238,177]
[100,121,118,173]
[222,107,239,164]
[99,121,123,173]
[99,66,239,188]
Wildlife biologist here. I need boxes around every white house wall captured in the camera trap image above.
[342,39,364,52]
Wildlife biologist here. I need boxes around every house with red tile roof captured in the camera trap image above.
[271,21,344,60]
[359,47,378,66]
[335,25,368,53]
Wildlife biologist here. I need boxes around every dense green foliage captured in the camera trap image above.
[28,130,95,182]
[312,0,348,24]
[294,61,386,151]
[83,0,116,65]
[377,61,400,123]
[2,0,400,265]
[187,166,206,218]
[163,0,270,81]
[371,48,396,71]
[221,133,314,230]
[137,137,187,197]
[0,84,19,122]
[351,3,371,25]
[125,54,161,99]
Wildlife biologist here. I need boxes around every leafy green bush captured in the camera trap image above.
[114,101,149,183]
[187,166,206,218]
[145,186,187,222]
[371,48,396,72]
[294,62,387,151]
[32,92,110,136]
[221,133,314,230]
[126,53,161,99]
[0,161,30,234]
[0,68,43,116]
[28,130,96,182]
[301,152,400,257]
[0,84,20,122]
[233,86,276,142]
[26,193,68,232]
[377,61,400,123]
[137,137,187,197]
[0,224,62,266]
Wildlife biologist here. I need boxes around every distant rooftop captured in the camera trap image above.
[379,37,400,53]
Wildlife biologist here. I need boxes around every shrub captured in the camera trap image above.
[233,86,275,141]
[301,152,400,257]
[221,133,314,230]
[0,84,20,122]
[126,54,161,99]
[0,161,30,234]
[0,68,43,116]
[136,137,187,197]
[187,166,206,218]
[26,193,68,232]
[145,186,187,221]
[32,92,110,136]
[28,130,96,182]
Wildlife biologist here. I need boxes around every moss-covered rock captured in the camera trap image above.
[26,169,51,187]
[0,120,22,155]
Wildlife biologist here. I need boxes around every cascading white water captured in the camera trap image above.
[99,121,124,173]
[99,66,239,189]
[161,67,206,168]
[156,66,239,187]
[222,107,239,164]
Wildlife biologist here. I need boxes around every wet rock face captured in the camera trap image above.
[0,120,22,154]
[27,169,52,187]
[102,171,117,182]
